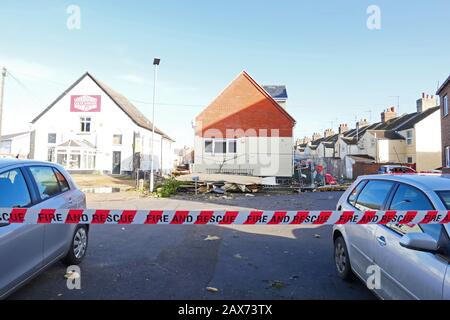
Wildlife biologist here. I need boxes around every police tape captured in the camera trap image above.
[0,208,450,225]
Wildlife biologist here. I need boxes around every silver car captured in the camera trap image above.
[0,159,88,299]
[333,173,450,300]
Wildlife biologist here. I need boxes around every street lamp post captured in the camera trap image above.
[150,58,161,193]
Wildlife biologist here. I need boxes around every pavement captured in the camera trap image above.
[9,191,375,300]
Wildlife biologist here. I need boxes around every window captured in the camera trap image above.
[29,166,62,200]
[69,153,81,169]
[80,117,92,133]
[437,191,450,210]
[48,147,55,162]
[406,157,413,164]
[444,95,449,117]
[0,140,11,154]
[348,180,368,207]
[214,140,226,154]
[48,133,57,144]
[57,152,68,167]
[390,184,433,211]
[406,130,413,145]
[205,140,213,153]
[446,146,450,168]
[56,149,96,170]
[228,140,237,154]
[113,134,123,145]
[388,184,441,239]
[0,169,31,208]
[355,180,395,210]
[53,168,70,192]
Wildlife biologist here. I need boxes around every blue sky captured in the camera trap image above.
[1,0,449,147]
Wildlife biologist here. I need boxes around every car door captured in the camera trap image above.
[0,167,44,298]
[374,183,449,300]
[27,166,76,264]
[343,180,396,281]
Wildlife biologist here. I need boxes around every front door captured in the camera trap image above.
[112,151,121,175]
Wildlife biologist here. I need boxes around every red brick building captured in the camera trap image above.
[437,75,450,171]
[194,71,296,177]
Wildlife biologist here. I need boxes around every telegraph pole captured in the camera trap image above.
[0,67,6,137]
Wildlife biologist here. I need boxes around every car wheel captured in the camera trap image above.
[62,225,89,266]
[334,236,354,281]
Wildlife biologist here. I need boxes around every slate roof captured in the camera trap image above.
[395,107,440,131]
[262,85,288,100]
[31,72,175,142]
[341,137,358,145]
[369,130,406,140]
[347,155,376,162]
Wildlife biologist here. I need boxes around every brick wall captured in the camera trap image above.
[196,72,296,138]
[439,82,450,172]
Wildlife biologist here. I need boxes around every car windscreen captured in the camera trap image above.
[437,191,450,210]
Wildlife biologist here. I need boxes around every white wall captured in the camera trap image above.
[194,136,293,177]
[414,110,442,171]
[360,133,377,160]
[0,133,30,158]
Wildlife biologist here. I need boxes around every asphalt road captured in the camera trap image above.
[9,191,375,300]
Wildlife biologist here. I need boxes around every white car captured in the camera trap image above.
[333,173,450,300]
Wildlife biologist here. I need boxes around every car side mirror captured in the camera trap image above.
[399,233,439,253]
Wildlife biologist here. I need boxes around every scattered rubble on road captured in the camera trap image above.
[175,173,350,197]
[204,235,221,241]
[176,174,264,195]
[206,287,219,293]
[265,280,286,290]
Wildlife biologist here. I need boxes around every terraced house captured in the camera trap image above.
[298,93,442,177]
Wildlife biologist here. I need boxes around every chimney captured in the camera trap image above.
[339,123,349,135]
[324,129,335,138]
[381,107,398,123]
[357,119,370,129]
[417,92,438,113]
[312,132,322,141]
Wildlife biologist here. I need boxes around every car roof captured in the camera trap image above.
[0,159,58,170]
[359,173,450,192]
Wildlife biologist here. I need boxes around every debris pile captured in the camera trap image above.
[175,174,264,195]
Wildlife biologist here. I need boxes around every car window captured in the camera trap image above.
[388,184,441,239]
[437,191,450,210]
[355,180,394,210]
[53,168,70,192]
[390,184,433,211]
[348,180,368,207]
[29,166,62,200]
[0,169,32,208]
